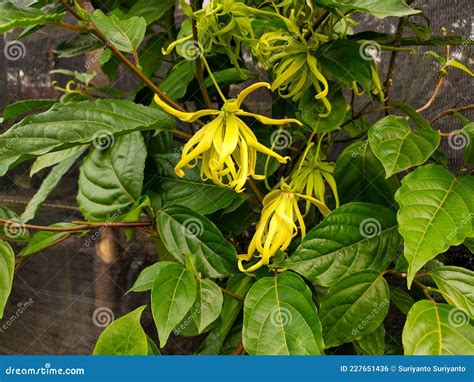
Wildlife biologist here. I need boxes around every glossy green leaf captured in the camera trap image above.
[158,60,196,101]
[354,324,385,355]
[156,205,238,278]
[395,165,474,287]
[54,34,103,58]
[430,266,474,317]
[403,300,474,355]
[93,306,148,355]
[197,274,253,355]
[368,116,440,177]
[317,40,372,93]
[314,0,420,18]
[389,286,415,315]
[128,0,175,25]
[461,123,474,164]
[319,270,390,348]
[0,241,15,319]
[151,262,197,348]
[128,262,172,293]
[30,147,85,177]
[285,202,400,287]
[77,132,146,221]
[0,2,63,34]
[175,279,223,335]
[19,223,75,258]
[91,10,146,53]
[0,99,174,162]
[21,150,83,222]
[299,86,347,133]
[2,99,56,122]
[243,272,325,355]
[150,154,245,215]
[334,141,399,207]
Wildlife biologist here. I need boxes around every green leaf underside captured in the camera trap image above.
[430,266,474,318]
[151,263,197,348]
[402,300,474,355]
[285,202,400,287]
[151,154,245,215]
[319,270,390,348]
[0,2,64,34]
[0,241,15,319]
[129,262,171,293]
[314,0,420,18]
[334,141,399,207]
[93,306,148,355]
[156,205,238,278]
[368,115,440,177]
[77,132,146,221]
[0,99,174,162]
[395,165,474,287]
[91,10,146,53]
[243,272,324,355]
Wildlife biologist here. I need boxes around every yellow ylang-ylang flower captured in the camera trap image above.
[255,28,331,117]
[289,144,339,214]
[238,183,330,273]
[154,82,302,193]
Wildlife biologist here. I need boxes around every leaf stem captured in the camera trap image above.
[220,287,244,301]
[431,104,474,123]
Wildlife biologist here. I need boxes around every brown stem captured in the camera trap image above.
[221,287,244,301]
[383,18,405,113]
[0,218,153,232]
[430,104,474,123]
[416,76,445,113]
[191,0,213,110]
[233,341,245,355]
[58,0,83,21]
[50,21,84,32]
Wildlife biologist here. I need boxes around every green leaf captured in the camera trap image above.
[319,270,390,348]
[158,60,196,101]
[30,147,85,177]
[93,306,148,355]
[317,40,372,93]
[314,0,420,18]
[197,274,253,355]
[19,223,75,258]
[91,10,146,53]
[77,131,146,221]
[368,115,440,177]
[460,123,474,164]
[54,34,103,58]
[299,86,347,133]
[353,324,385,355]
[146,336,161,355]
[21,150,83,222]
[395,165,474,287]
[127,0,175,25]
[285,202,400,287]
[0,205,29,241]
[150,154,245,215]
[243,272,325,355]
[175,279,223,335]
[151,262,197,347]
[334,141,399,207]
[2,99,56,122]
[402,300,474,355]
[0,99,174,163]
[204,68,256,88]
[0,240,15,319]
[156,205,238,278]
[128,262,171,293]
[429,266,474,317]
[0,2,64,34]
[389,286,415,315]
